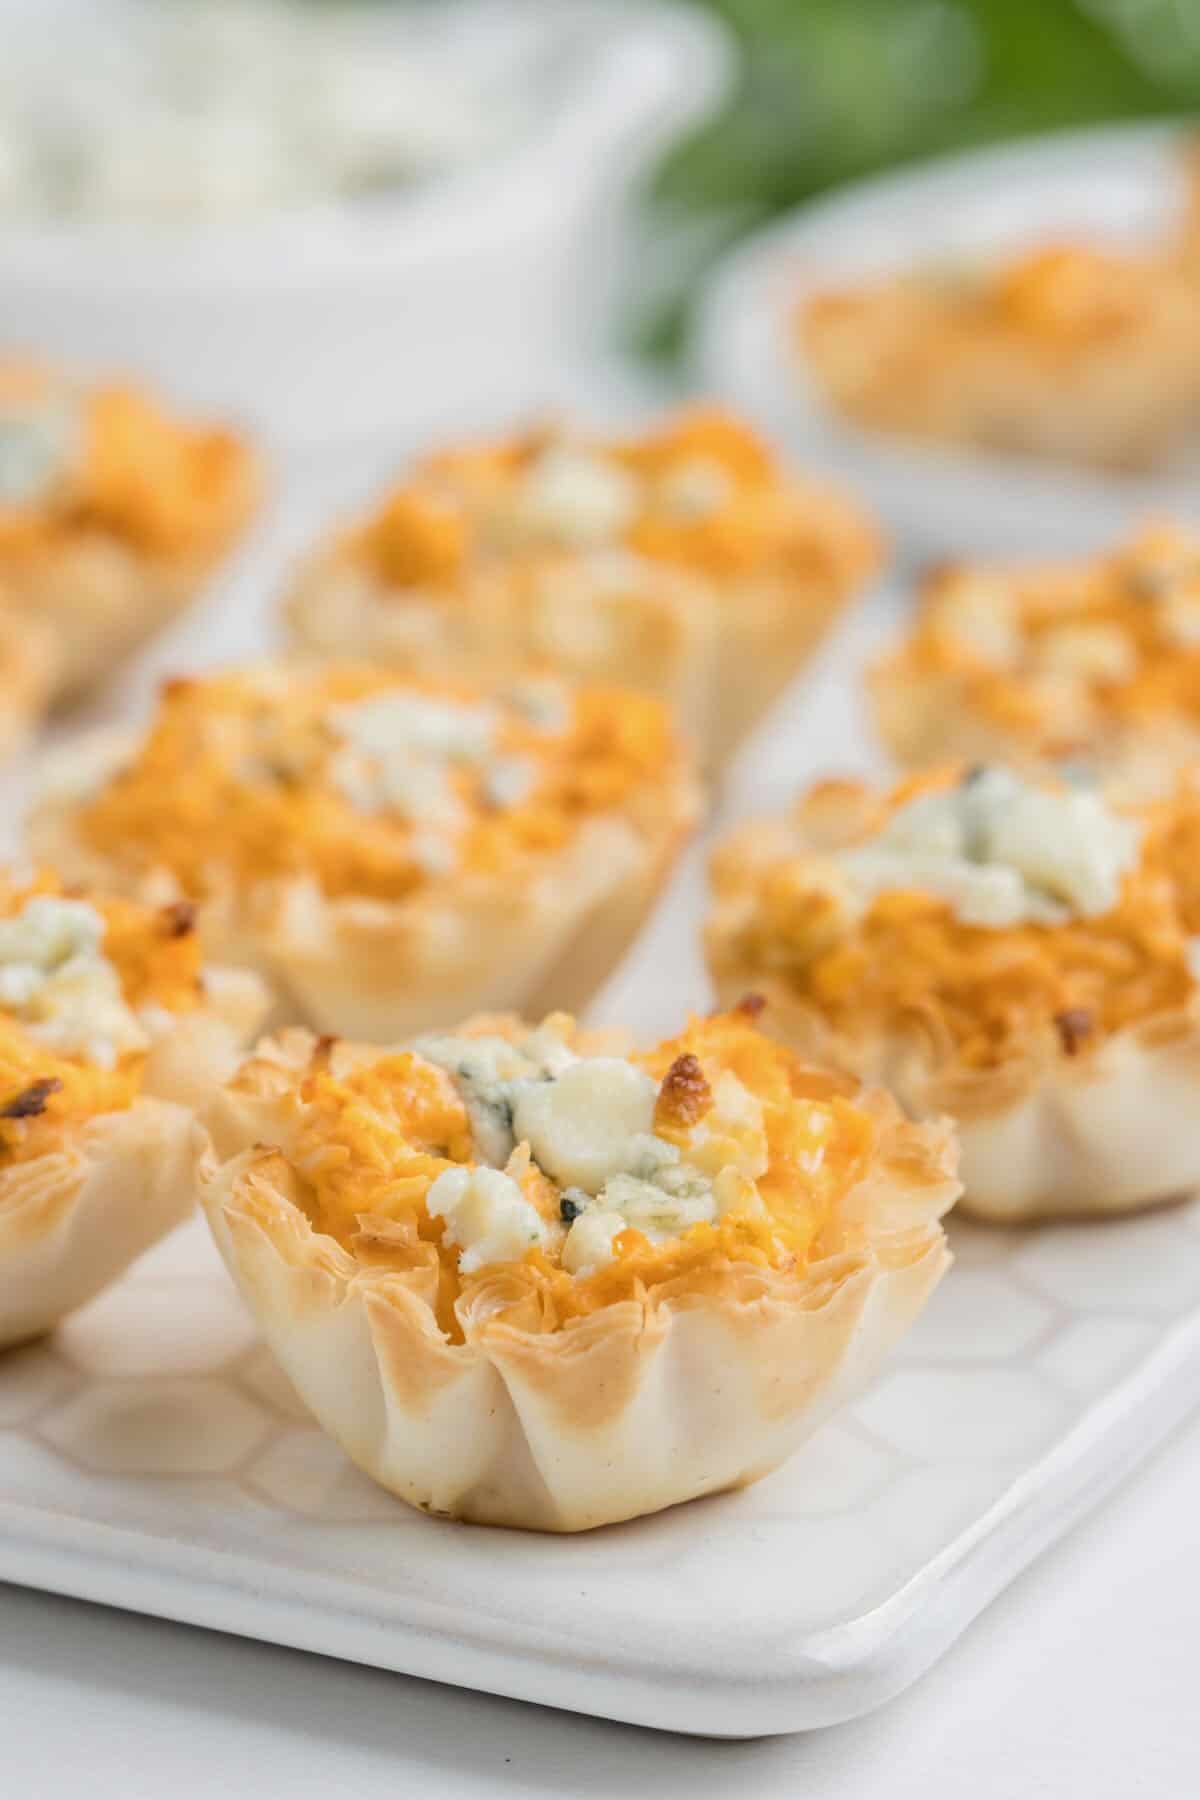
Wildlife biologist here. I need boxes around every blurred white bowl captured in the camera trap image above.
[692,123,1200,557]
[2,1,729,456]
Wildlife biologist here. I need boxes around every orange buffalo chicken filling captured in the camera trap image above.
[0,873,203,1165]
[256,1012,883,1339]
[78,667,681,905]
[887,527,1200,748]
[349,408,878,595]
[0,365,254,565]
[718,775,1200,1074]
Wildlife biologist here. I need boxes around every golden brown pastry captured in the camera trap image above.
[199,1004,957,1531]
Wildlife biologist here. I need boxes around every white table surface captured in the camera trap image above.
[3,369,1199,1793]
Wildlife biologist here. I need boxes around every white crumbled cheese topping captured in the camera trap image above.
[560,1209,625,1276]
[505,676,571,734]
[419,1032,762,1277]
[332,692,495,767]
[408,832,458,879]
[0,896,148,1068]
[842,767,1140,927]
[657,455,732,519]
[934,578,1022,669]
[510,1054,736,1270]
[1036,623,1136,683]
[511,445,639,549]
[330,692,538,856]
[483,756,535,810]
[599,1169,716,1237]
[510,1057,668,1195]
[425,1164,548,1274]
[329,690,492,842]
[0,397,78,508]
[413,1027,578,1168]
[329,744,462,827]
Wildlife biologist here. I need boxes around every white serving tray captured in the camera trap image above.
[1,473,1199,1738]
[691,123,1200,557]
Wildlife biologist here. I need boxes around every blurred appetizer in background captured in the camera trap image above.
[872,524,1200,791]
[31,666,699,1040]
[800,145,1200,473]
[0,617,56,766]
[284,409,880,767]
[0,360,259,717]
[200,1003,958,1531]
[0,869,266,1348]
[707,763,1200,1223]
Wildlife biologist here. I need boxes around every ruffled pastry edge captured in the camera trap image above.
[709,958,1200,1221]
[197,1056,956,1531]
[0,967,269,1347]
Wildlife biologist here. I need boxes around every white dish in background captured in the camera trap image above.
[692,124,1200,557]
[0,0,728,455]
[2,520,1200,1735]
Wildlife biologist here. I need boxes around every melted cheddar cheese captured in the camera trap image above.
[78,666,684,903]
[878,526,1200,758]
[716,768,1200,1073]
[261,1011,880,1331]
[345,408,877,596]
[0,361,255,565]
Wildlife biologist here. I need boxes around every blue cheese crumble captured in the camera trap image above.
[841,766,1140,927]
[425,1164,548,1274]
[417,1027,763,1276]
[329,690,540,866]
[0,896,148,1068]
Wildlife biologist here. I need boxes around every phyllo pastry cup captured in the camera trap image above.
[30,666,701,1039]
[0,610,56,765]
[199,1006,958,1531]
[0,359,260,706]
[283,408,881,767]
[0,871,267,1348]
[872,525,1200,791]
[799,148,1200,472]
[707,764,1200,1222]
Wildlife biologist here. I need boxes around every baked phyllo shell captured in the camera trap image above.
[29,668,701,1040]
[0,880,268,1347]
[199,1011,957,1532]
[871,528,1200,789]
[799,173,1200,474]
[0,615,56,765]
[0,365,260,704]
[284,410,881,768]
[707,770,1200,1223]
